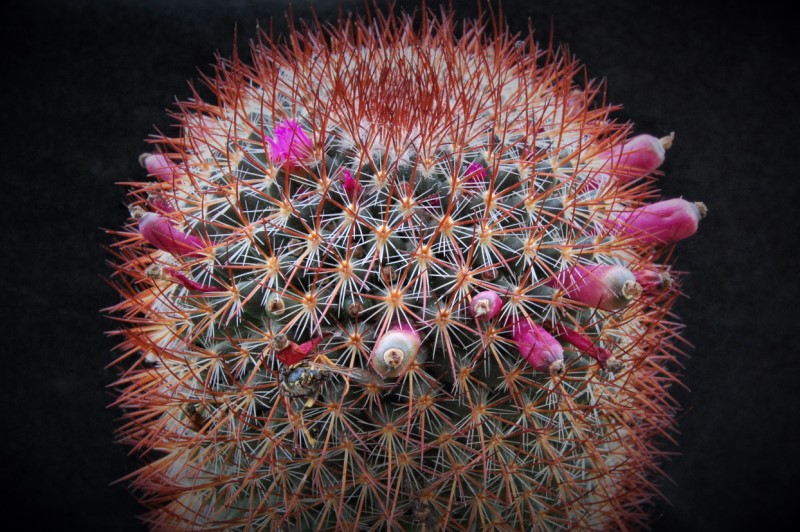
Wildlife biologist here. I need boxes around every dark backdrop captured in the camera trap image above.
[3,0,797,530]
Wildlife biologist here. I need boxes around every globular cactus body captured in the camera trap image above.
[107,8,704,530]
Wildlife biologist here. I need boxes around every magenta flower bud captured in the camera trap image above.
[265,119,314,165]
[512,320,565,375]
[595,133,672,182]
[551,264,642,311]
[470,290,503,320]
[634,269,673,294]
[612,198,706,246]
[464,162,486,183]
[341,169,362,201]
[548,322,622,372]
[139,153,185,182]
[370,325,421,378]
[136,211,206,258]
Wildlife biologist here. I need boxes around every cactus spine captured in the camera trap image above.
[107,8,703,530]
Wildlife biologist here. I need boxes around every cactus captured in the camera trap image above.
[106,7,705,530]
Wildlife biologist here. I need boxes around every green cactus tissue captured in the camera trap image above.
[107,7,704,530]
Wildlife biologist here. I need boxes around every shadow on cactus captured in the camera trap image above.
[106,6,705,530]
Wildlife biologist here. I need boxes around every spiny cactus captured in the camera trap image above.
[107,7,704,530]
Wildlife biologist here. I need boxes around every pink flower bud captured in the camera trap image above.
[550,264,641,311]
[595,133,672,182]
[470,290,503,320]
[137,212,206,258]
[512,320,564,375]
[265,119,314,165]
[548,322,622,372]
[634,269,672,294]
[341,169,362,201]
[139,153,185,182]
[464,162,486,183]
[611,198,706,246]
[370,325,421,378]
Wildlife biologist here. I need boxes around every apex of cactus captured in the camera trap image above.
[105,6,704,530]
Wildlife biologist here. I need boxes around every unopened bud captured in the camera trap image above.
[370,325,421,378]
[470,290,503,320]
[611,198,705,246]
[138,212,206,258]
[139,153,185,182]
[594,134,670,182]
[341,169,362,201]
[464,162,486,183]
[512,319,565,375]
[551,264,641,311]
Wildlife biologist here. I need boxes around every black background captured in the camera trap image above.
[3,0,797,529]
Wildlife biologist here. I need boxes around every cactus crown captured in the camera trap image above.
[107,7,701,530]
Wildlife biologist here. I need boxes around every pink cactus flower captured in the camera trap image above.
[265,119,314,165]
[512,319,565,374]
[611,198,706,246]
